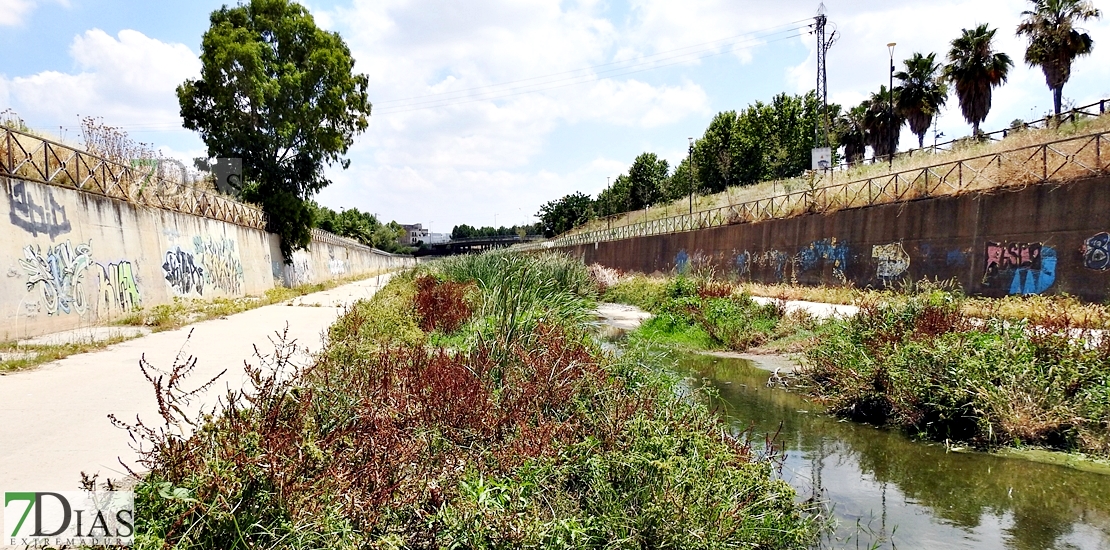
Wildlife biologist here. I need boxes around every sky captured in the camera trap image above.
[2,0,1109,234]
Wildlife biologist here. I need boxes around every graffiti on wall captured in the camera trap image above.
[193,236,244,295]
[1082,232,1110,271]
[797,238,850,283]
[163,247,205,295]
[328,256,347,275]
[8,180,71,240]
[18,240,92,315]
[983,242,1057,295]
[288,250,313,286]
[872,242,910,280]
[97,261,141,315]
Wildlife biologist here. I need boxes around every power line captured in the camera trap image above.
[374,18,812,106]
[375,28,810,114]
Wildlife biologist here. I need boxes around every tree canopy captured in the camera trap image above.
[537,192,595,237]
[310,204,412,254]
[178,0,372,261]
[1016,0,1101,118]
[945,24,1013,136]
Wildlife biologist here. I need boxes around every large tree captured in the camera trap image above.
[178,0,372,261]
[835,104,869,165]
[1016,0,1101,120]
[537,192,595,237]
[944,24,1013,136]
[895,52,948,148]
[627,152,670,210]
[863,86,906,159]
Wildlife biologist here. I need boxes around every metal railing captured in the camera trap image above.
[517,128,1110,251]
[1,125,267,230]
[833,97,1110,170]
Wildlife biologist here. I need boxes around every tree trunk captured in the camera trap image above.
[917,132,924,149]
[972,121,980,137]
[1053,86,1063,127]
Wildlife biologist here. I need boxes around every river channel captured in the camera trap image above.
[675,353,1110,550]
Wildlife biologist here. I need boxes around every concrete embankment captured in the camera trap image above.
[2,176,413,340]
[0,274,394,492]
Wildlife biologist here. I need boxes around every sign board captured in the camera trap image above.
[811,147,832,170]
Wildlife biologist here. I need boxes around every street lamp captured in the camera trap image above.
[887,42,896,167]
[688,137,694,215]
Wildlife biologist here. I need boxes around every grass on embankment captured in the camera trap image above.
[124,251,821,549]
[603,271,1110,458]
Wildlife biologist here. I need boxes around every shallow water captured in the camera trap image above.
[675,354,1110,550]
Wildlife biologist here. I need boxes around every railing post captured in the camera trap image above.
[1043,145,1047,181]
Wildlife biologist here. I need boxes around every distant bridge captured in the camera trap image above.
[421,235,545,256]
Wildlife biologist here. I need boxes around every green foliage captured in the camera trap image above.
[600,275,668,312]
[944,24,1014,135]
[895,52,949,148]
[129,251,819,548]
[1016,0,1101,117]
[451,223,542,239]
[537,192,595,237]
[310,203,413,254]
[864,85,906,158]
[803,289,1110,455]
[178,0,372,261]
[626,152,670,210]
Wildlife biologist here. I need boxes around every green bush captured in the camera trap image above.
[802,290,1110,455]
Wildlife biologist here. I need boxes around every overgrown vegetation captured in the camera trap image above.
[125,251,820,548]
[800,287,1110,456]
[603,268,1110,458]
[603,273,824,354]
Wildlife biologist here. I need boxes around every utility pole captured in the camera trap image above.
[887,42,896,168]
[814,3,837,149]
[688,137,694,215]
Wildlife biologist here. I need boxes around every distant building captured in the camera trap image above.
[399,223,429,246]
[426,232,449,244]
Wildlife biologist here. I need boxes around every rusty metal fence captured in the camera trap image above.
[1,125,267,230]
[518,128,1110,252]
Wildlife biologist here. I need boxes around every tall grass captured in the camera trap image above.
[126,251,820,548]
[801,288,1110,455]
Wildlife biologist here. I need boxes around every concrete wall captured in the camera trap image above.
[1,177,412,340]
[274,229,413,287]
[557,176,1110,302]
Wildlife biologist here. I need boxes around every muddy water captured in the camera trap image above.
[676,354,1110,550]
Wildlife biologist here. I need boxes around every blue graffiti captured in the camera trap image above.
[1083,232,1110,270]
[736,251,751,276]
[946,249,968,267]
[796,239,849,280]
[675,249,690,274]
[1009,246,1056,295]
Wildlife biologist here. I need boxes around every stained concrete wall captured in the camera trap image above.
[2,177,412,340]
[557,176,1110,302]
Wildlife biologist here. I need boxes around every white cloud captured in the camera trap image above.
[0,0,36,26]
[5,29,199,130]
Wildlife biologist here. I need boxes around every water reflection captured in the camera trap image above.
[676,354,1110,550]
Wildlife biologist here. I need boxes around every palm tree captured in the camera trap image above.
[895,52,948,148]
[1016,0,1101,121]
[835,104,868,165]
[945,25,1013,136]
[863,86,905,159]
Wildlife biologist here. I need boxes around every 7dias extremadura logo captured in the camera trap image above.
[4,491,134,546]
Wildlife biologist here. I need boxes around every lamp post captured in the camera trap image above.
[688,137,694,215]
[887,42,896,168]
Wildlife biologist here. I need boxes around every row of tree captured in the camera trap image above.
[844,0,1101,161]
[450,224,543,240]
[310,204,414,254]
[536,0,1101,237]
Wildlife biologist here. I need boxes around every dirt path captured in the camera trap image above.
[0,274,393,493]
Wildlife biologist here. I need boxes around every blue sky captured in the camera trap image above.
[3,0,1109,232]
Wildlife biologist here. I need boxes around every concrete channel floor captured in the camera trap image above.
[0,273,394,494]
